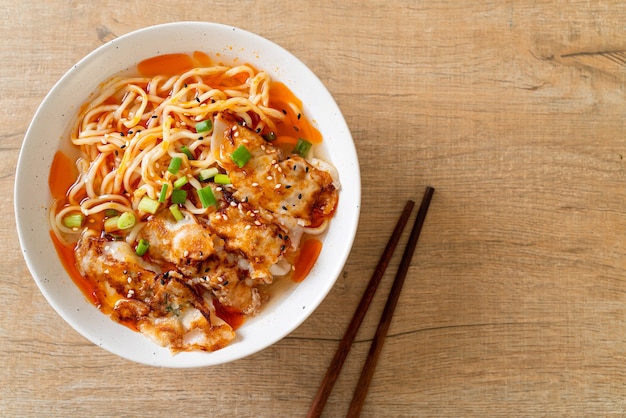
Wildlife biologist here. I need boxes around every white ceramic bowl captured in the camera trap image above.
[15,22,360,367]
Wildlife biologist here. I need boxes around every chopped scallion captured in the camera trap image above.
[213,173,231,185]
[293,138,312,158]
[169,204,184,221]
[198,167,219,181]
[63,213,84,229]
[117,212,136,230]
[181,145,194,160]
[135,239,150,256]
[195,119,213,133]
[171,189,187,205]
[231,144,252,168]
[138,196,160,214]
[158,183,168,203]
[197,186,217,208]
[168,157,182,174]
[104,216,120,232]
[104,209,119,217]
[173,176,189,189]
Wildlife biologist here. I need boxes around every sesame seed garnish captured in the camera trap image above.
[275,184,281,189]
[216,186,223,192]
[261,145,266,151]
[104,269,110,275]
[266,176,273,180]
[252,182,259,187]
[183,250,189,257]
[127,277,132,283]
[245,225,251,230]
[222,214,228,220]
[230,201,237,207]
[254,220,261,226]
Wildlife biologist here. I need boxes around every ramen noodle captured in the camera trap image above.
[49,52,339,353]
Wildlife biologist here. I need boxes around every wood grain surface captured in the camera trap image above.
[2,1,626,416]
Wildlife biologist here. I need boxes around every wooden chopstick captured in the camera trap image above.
[347,185,435,417]
[306,199,416,418]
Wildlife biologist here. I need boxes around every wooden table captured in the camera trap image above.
[2,1,626,416]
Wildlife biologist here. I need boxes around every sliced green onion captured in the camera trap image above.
[198,167,219,181]
[168,157,182,174]
[173,176,189,189]
[293,138,312,158]
[171,189,187,205]
[117,212,136,230]
[231,144,252,168]
[138,196,160,214]
[169,204,184,221]
[263,131,277,142]
[181,145,194,160]
[135,239,150,257]
[104,209,119,217]
[197,186,217,208]
[104,215,120,232]
[158,183,168,203]
[195,119,213,133]
[63,213,84,229]
[213,173,231,185]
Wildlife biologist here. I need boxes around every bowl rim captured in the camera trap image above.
[15,21,361,367]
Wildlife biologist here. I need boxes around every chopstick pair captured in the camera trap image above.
[307,186,435,418]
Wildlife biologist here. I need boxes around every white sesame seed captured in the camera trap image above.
[252,182,259,187]
[266,176,273,180]
[230,201,237,207]
[216,186,223,192]
[245,225,251,230]
[215,214,222,220]
[183,250,189,257]
[275,184,282,189]
[234,132,240,138]
[222,214,228,220]
[261,145,266,151]
[254,220,262,226]
[104,269,110,275]
[127,277,132,283]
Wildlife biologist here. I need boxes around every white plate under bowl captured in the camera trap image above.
[15,22,360,368]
